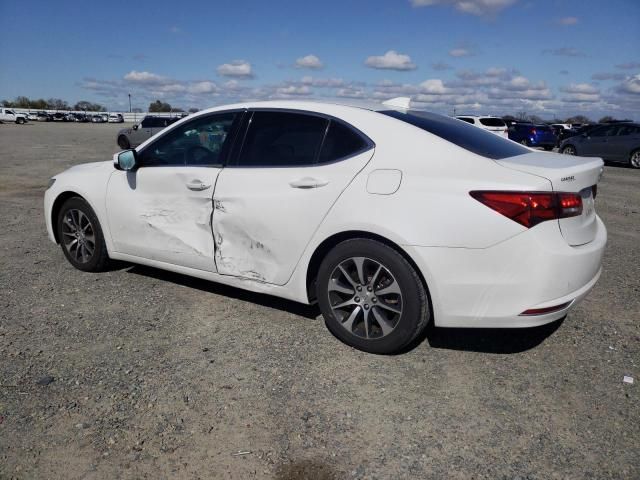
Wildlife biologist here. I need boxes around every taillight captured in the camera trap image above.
[470,191,583,228]
[530,128,537,135]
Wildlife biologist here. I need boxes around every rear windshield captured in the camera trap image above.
[479,117,506,127]
[381,110,528,160]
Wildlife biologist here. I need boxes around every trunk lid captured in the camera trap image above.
[496,152,604,246]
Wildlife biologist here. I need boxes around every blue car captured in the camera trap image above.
[508,123,557,150]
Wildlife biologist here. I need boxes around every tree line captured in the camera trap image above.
[1,96,106,112]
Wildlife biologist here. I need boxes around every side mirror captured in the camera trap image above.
[114,149,138,171]
[132,124,139,130]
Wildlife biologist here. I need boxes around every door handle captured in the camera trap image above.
[186,180,211,191]
[289,177,329,189]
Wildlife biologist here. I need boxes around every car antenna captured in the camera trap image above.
[382,97,411,110]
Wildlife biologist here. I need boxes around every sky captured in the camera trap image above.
[0,0,639,120]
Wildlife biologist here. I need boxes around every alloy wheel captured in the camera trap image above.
[61,209,96,264]
[562,146,576,155]
[327,257,403,340]
[631,151,640,168]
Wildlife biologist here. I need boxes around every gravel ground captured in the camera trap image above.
[0,122,638,480]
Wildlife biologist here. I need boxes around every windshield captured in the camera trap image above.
[381,110,528,160]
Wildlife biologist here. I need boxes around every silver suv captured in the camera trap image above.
[117,116,179,149]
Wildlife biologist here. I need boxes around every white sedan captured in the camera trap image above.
[44,98,606,354]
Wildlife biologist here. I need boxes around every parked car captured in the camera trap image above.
[455,115,508,138]
[116,115,179,149]
[560,122,640,168]
[45,98,606,354]
[36,111,52,121]
[27,112,40,121]
[108,113,124,123]
[91,114,106,123]
[0,108,28,124]
[508,123,557,150]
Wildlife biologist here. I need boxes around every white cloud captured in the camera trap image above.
[542,47,586,57]
[619,74,640,94]
[420,79,448,94]
[561,83,599,94]
[216,61,254,78]
[295,54,324,69]
[187,81,218,94]
[449,48,472,57]
[615,62,640,70]
[410,0,517,16]
[276,85,311,96]
[558,16,578,25]
[365,50,417,71]
[124,70,168,84]
[431,61,453,71]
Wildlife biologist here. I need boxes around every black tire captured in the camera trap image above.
[117,135,131,150]
[630,149,640,169]
[316,239,430,354]
[56,197,110,272]
[16,118,25,125]
[561,145,577,155]
[519,139,528,146]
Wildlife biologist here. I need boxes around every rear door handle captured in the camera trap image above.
[289,177,329,189]
[186,180,211,191]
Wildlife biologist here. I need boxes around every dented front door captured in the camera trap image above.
[212,152,374,285]
[106,167,219,271]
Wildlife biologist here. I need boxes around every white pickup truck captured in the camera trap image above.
[0,108,28,124]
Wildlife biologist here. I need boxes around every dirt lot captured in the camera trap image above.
[0,121,638,479]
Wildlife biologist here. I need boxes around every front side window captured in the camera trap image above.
[139,112,237,167]
[590,125,619,137]
[382,110,529,160]
[617,125,640,136]
[457,117,474,124]
[236,112,328,167]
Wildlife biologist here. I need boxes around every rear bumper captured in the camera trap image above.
[405,215,607,328]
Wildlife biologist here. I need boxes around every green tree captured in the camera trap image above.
[188,107,199,113]
[74,101,105,111]
[30,99,48,109]
[148,100,172,112]
[14,96,32,108]
[47,98,70,110]
[565,115,591,124]
[1,99,14,107]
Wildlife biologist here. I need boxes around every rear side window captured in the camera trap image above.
[141,117,153,127]
[318,121,369,163]
[479,118,506,127]
[382,110,529,160]
[236,112,328,167]
[617,125,640,135]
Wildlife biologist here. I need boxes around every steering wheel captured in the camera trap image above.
[187,145,215,165]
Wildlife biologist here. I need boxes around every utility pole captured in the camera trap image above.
[128,93,132,113]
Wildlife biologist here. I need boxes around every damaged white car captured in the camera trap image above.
[44,98,606,354]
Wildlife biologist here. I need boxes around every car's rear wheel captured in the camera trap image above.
[630,150,640,169]
[56,197,110,272]
[561,145,576,155]
[117,135,131,150]
[519,139,528,146]
[317,239,429,354]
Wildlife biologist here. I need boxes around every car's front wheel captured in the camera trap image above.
[630,150,640,169]
[16,118,25,124]
[117,135,131,150]
[317,239,430,354]
[56,197,110,272]
[561,145,576,155]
